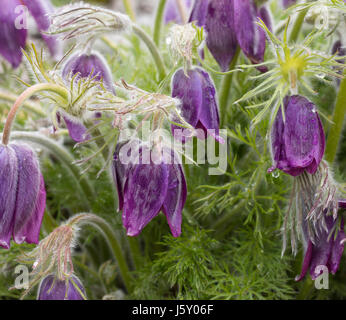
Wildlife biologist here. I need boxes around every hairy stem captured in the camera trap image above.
[71,213,133,293]
[122,0,136,21]
[219,47,240,128]
[289,8,308,43]
[133,24,166,81]
[153,0,168,46]
[325,71,346,163]
[1,83,69,145]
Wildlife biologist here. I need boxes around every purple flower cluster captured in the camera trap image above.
[189,0,272,72]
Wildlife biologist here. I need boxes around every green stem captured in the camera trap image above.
[133,24,166,81]
[0,90,45,117]
[71,213,133,293]
[325,71,346,163]
[289,9,308,43]
[128,237,142,270]
[153,0,168,46]
[219,47,240,128]
[122,0,136,21]
[9,131,94,209]
[1,83,69,145]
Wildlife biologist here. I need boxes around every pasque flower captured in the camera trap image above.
[112,141,187,237]
[188,0,271,72]
[171,67,223,143]
[269,95,325,177]
[0,0,59,68]
[58,50,115,142]
[38,274,86,300]
[0,143,46,249]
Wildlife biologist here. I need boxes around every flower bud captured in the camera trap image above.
[38,274,86,300]
[269,95,325,177]
[171,67,223,143]
[0,143,46,249]
[62,51,115,94]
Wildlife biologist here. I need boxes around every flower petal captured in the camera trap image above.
[0,146,18,249]
[122,161,168,236]
[61,113,90,143]
[188,0,209,27]
[0,0,27,68]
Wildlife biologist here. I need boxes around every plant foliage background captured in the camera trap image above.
[0,0,345,300]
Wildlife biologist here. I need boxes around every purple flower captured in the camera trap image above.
[0,0,27,68]
[165,0,192,24]
[282,0,297,9]
[37,274,86,300]
[269,95,325,177]
[296,214,345,281]
[0,143,46,249]
[171,67,223,143]
[23,0,61,59]
[233,0,271,72]
[339,200,346,209]
[62,51,115,94]
[112,142,187,237]
[204,0,238,72]
[188,0,209,27]
[0,0,59,68]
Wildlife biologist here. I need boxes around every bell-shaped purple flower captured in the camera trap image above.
[112,142,187,237]
[233,0,271,72]
[0,143,46,249]
[171,67,223,143]
[165,0,192,24]
[204,0,238,72]
[37,274,86,300]
[62,51,115,94]
[0,0,27,68]
[296,214,346,281]
[269,95,325,177]
[23,0,61,59]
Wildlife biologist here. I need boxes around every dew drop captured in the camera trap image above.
[271,170,280,178]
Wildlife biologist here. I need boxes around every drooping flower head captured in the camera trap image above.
[0,143,46,249]
[112,140,187,237]
[37,274,86,300]
[0,0,59,68]
[269,95,325,177]
[171,67,223,143]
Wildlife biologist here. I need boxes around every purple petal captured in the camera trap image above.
[282,0,297,9]
[61,113,90,143]
[295,241,313,281]
[328,217,345,275]
[23,0,61,58]
[38,274,86,300]
[205,0,238,72]
[339,200,346,209]
[123,161,168,236]
[270,95,325,177]
[188,0,209,27]
[62,51,115,94]
[0,146,18,249]
[0,0,27,68]
[10,144,41,245]
[161,150,187,237]
[233,0,268,71]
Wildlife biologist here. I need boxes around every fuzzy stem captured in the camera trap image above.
[153,0,168,46]
[122,0,136,21]
[1,84,69,145]
[325,71,346,163]
[0,90,45,117]
[133,24,166,81]
[176,0,188,24]
[219,46,240,128]
[289,8,308,43]
[71,213,133,293]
